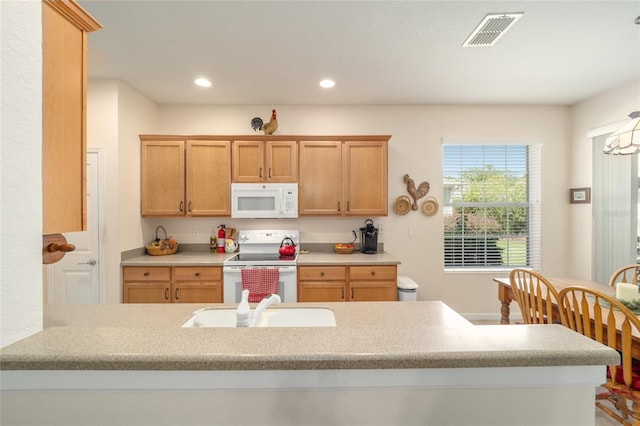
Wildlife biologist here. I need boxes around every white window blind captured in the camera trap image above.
[443,142,541,270]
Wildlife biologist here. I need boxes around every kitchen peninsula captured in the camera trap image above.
[1,301,618,426]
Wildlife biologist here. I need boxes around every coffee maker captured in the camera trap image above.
[359,219,378,254]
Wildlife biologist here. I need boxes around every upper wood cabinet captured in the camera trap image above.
[232,140,297,183]
[140,137,231,216]
[299,137,389,216]
[42,0,102,234]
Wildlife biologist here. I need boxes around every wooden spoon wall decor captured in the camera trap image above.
[403,174,430,210]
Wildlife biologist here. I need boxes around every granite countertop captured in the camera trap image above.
[0,301,618,371]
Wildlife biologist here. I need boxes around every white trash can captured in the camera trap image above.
[397,275,419,301]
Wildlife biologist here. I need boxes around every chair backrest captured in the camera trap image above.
[609,264,640,287]
[558,286,640,392]
[509,268,560,324]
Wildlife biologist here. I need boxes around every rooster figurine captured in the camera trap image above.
[261,109,278,135]
[403,174,430,210]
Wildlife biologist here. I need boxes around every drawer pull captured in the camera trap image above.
[143,272,149,277]
[195,272,200,277]
[320,271,325,277]
[371,271,376,276]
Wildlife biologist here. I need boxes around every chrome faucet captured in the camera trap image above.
[236,290,282,327]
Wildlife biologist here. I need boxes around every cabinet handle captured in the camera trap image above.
[351,288,354,299]
[188,201,192,212]
[371,271,376,276]
[259,167,263,178]
[175,289,179,300]
[346,201,350,212]
[320,271,325,277]
[341,288,344,299]
[143,272,149,276]
[195,272,200,277]
[179,201,184,212]
[268,168,272,178]
[337,201,341,212]
[164,288,169,300]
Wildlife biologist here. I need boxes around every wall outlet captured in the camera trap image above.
[192,228,199,239]
[408,228,418,238]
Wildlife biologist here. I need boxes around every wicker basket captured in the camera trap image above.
[333,244,355,254]
[146,226,179,256]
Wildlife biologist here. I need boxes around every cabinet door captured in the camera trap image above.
[186,140,231,216]
[298,281,346,302]
[298,266,347,302]
[266,141,297,182]
[343,141,388,216]
[141,141,185,216]
[173,282,222,303]
[42,1,101,234]
[348,265,397,301]
[123,282,171,303]
[299,141,342,215]
[349,282,397,301]
[232,141,264,182]
[173,266,223,303]
[122,266,172,303]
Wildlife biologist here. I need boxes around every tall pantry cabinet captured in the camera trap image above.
[42,0,102,234]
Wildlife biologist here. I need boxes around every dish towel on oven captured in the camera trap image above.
[241,268,279,302]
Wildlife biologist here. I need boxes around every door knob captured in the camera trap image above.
[78,259,97,266]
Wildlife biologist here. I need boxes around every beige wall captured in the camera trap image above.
[86,80,158,303]
[62,78,640,321]
[568,79,640,279]
[145,104,571,316]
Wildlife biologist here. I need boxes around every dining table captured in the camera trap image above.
[495,275,640,358]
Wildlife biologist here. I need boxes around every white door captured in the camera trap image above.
[48,151,102,304]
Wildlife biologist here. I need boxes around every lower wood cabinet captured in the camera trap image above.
[298,265,397,302]
[123,266,222,303]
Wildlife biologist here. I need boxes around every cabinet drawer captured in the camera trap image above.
[174,266,221,281]
[349,265,396,281]
[123,267,171,281]
[298,266,346,281]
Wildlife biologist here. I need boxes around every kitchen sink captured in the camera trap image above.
[182,307,336,328]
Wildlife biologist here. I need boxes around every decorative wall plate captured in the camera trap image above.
[393,195,411,215]
[421,197,439,216]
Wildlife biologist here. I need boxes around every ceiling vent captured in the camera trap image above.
[462,13,524,47]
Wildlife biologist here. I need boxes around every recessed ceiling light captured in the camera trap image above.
[319,79,335,88]
[194,78,212,88]
[462,13,524,47]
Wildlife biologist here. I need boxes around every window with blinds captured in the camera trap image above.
[442,142,541,270]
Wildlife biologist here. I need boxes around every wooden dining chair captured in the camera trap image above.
[610,264,640,287]
[558,286,640,425]
[509,268,560,324]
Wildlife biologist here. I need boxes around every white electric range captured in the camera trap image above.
[222,230,299,303]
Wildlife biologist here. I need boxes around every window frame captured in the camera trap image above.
[442,138,542,272]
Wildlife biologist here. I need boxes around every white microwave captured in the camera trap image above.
[231,183,298,219]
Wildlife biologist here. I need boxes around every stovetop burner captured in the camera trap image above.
[223,229,300,267]
[225,253,297,263]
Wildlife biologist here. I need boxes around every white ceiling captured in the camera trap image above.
[80,1,640,106]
